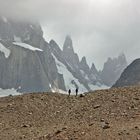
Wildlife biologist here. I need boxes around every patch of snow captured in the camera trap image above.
[51,87,67,94]
[90,74,97,80]
[0,43,10,58]
[14,36,22,43]
[0,88,21,97]
[67,46,71,49]
[85,75,90,81]
[49,83,67,94]
[49,84,52,88]
[52,54,88,94]
[80,70,90,81]
[13,42,43,52]
[80,70,85,76]
[2,17,8,23]
[65,60,74,70]
[24,33,30,41]
[88,83,109,91]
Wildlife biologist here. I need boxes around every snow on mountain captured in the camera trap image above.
[14,36,22,42]
[88,83,109,91]
[0,43,10,58]
[52,54,88,93]
[0,88,21,97]
[13,42,43,52]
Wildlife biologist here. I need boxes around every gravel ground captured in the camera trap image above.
[0,86,140,140]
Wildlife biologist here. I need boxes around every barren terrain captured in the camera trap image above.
[0,86,140,140]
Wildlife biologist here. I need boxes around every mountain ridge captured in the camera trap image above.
[0,16,128,93]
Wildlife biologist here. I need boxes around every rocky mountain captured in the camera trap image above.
[100,54,127,86]
[113,58,140,87]
[0,16,66,93]
[49,36,106,92]
[0,16,128,93]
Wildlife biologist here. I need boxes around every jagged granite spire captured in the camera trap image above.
[101,53,127,86]
[63,35,74,53]
[90,63,98,74]
[80,56,90,74]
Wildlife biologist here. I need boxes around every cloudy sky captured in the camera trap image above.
[0,0,140,69]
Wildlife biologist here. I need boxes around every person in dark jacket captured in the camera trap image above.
[76,88,78,96]
[68,89,71,96]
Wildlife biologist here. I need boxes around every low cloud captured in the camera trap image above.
[0,0,140,69]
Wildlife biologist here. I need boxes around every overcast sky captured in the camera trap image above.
[0,0,140,69]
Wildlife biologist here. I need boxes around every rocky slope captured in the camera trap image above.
[0,86,140,140]
[101,53,127,86]
[113,58,140,87]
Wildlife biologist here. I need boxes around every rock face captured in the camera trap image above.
[101,54,127,86]
[113,59,140,87]
[50,36,106,92]
[0,16,66,93]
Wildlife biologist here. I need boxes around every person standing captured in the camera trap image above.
[76,88,78,96]
[68,89,71,96]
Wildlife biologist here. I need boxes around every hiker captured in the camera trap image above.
[76,88,78,96]
[68,89,71,96]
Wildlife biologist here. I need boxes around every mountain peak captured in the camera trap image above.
[89,63,98,76]
[63,35,74,53]
[118,53,127,65]
[91,63,97,71]
[81,56,87,64]
[101,54,128,86]
[80,56,90,73]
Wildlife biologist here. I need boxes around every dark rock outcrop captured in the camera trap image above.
[113,59,140,87]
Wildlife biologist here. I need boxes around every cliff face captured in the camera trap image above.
[50,36,106,92]
[0,17,66,93]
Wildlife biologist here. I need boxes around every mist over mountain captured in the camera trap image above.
[0,0,139,70]
[101,54,127,86]
[0,16,129,94]
[0,16,66,93]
